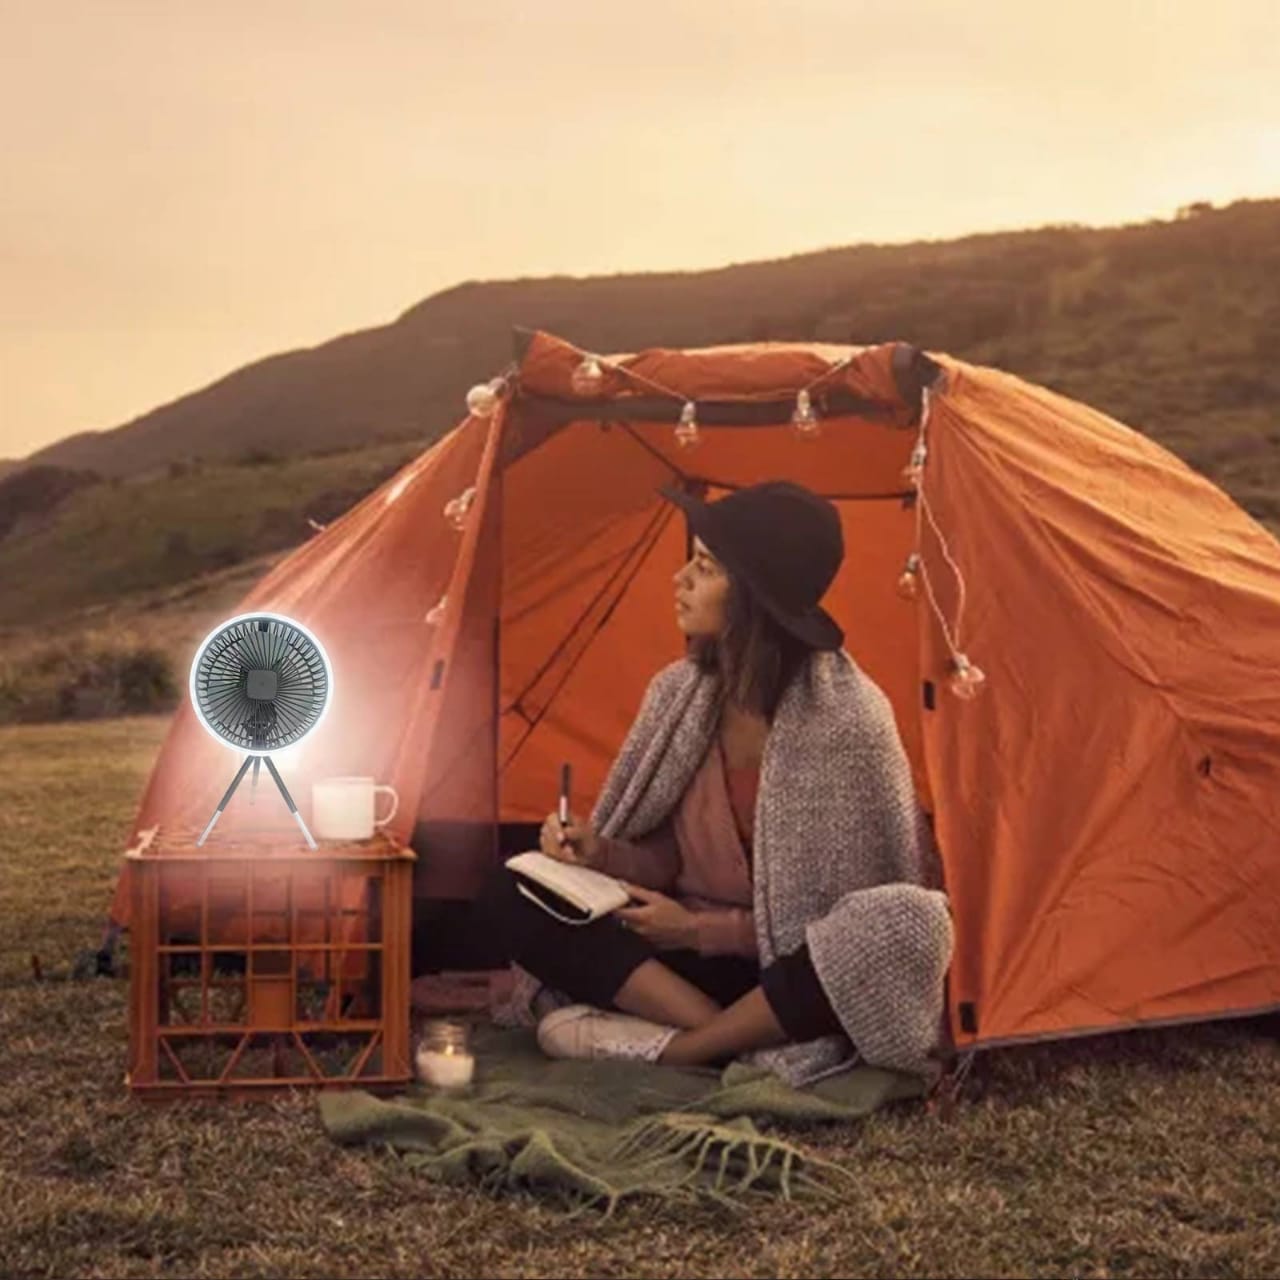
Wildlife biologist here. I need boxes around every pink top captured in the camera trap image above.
[596,736,760,957]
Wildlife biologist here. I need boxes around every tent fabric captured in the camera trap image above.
[111,329,1280,1055]
[917,365,1280,1047]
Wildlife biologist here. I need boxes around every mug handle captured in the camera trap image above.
[374,784,399,827]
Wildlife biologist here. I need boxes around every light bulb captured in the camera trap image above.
[948,654,986,700]
[902,443,928,487]
[675,401,701,449]
[897,553,921,600]
[570,356,605,396]
[465,381,499,417]
[790,388,821,440]
[426,595,448,626]
[443,486,476,531]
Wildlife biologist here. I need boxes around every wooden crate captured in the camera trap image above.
[126,828,415,1099]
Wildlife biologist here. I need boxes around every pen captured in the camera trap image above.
[558,762,571,845]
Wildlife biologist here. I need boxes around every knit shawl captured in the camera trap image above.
[591,651,955,1087]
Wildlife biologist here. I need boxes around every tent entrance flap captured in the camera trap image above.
[498,504,675,776]
[497,417,695,825]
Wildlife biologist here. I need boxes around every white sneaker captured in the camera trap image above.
[537,1004,678,1063]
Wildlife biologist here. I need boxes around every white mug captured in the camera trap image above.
[311,776,399,841]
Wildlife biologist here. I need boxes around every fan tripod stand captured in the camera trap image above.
[197,754,318,849]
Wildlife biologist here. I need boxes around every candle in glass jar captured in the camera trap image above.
[415,1020,475,1089]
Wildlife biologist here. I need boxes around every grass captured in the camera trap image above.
[0,548,286,729]
[1,716,1278,1278]
[0,636,177,725]
[0,441,419,626]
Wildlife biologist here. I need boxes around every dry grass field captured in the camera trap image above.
[1,715,1277,1279]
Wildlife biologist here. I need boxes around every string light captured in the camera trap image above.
[675,401,701,449]
[553,337,981,698]
[902,382,986,701]
[570,355,605,396]
[790,388,821,440]
[425,595,448,626]
[443,486,476,531]
[559,339,864,427]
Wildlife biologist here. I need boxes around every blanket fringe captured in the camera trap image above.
[360,1095,860,1215]
[610,1112,854,1206]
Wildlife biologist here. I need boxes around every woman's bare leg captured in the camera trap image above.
[612,959,723,1029]
[657,986,788,1065]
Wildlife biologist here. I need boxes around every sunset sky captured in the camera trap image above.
[2,0,1277,461]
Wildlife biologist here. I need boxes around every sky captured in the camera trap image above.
[2,0,1278,461]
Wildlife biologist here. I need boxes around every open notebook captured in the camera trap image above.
[505,851,631,925]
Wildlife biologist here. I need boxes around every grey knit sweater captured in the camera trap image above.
[591,651,954,1087]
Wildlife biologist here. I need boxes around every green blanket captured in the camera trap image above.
[318,1027,928,1213]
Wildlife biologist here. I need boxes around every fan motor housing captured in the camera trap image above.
[246,669,279,701]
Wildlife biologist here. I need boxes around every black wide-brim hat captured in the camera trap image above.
[659,480,845,651]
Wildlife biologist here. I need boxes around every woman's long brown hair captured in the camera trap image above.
[687,574,815,722]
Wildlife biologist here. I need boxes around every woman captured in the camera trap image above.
[484,480,953,1083]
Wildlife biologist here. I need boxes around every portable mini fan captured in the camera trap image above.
[189,611,333,848]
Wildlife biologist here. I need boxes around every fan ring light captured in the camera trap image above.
[190,611,332,753]
[189,611,333,848]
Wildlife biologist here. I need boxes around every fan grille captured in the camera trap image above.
[193,616,329,751]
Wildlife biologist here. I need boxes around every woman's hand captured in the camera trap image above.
[539,811,604,869]
[615,885,697,950]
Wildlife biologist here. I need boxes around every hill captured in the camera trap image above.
[1,198,1276,633]
[15,197,1279,489]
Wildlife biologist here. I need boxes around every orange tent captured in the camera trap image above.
[111,328,1280,1054]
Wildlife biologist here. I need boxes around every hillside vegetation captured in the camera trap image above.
[1,198,1276,638]
[0,443,418,627]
